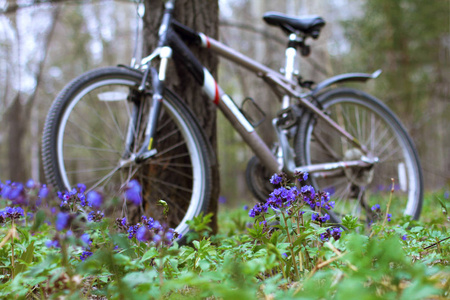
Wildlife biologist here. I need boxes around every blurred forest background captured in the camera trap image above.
[0,0,449,207]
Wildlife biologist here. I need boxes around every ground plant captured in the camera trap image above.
[0,176,448,299]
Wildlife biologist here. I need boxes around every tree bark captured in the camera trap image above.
[142,0,220,233]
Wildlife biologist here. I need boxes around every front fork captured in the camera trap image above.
[123,46,173,162]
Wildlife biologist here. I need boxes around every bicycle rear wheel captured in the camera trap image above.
[296,88,423,223]
[42,67,212,238]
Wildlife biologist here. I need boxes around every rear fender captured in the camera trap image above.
[311,69,381,96]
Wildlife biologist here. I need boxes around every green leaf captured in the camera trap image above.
[140,248,159,263]
[31,210,47,232]
[269,230,280,246]
[437,197,448,215]
[292,231,313,247]
[14,241,34,275]
[158,200,169,216]
[411,226,424,233]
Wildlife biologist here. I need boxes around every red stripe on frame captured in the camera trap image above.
[214,81,220,105]
[205,35,211,48]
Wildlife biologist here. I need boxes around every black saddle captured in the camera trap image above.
[263,12,325,39]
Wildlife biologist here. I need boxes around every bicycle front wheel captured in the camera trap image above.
[296,88,423,223]
[42,67,212,238]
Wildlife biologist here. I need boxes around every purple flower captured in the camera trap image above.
[127,225,139,239]
[87,210,104,222]
[55,212,70,231]
[1,182,24,201]
[219,196,227,204]
[136,226,151,242]
[301,185,316,208]
[270,174,283,185]
[45,239,60,248]
[80,251,93,261]
[249,203,268,218]
[401,234,407,241]
[243,205,249,210]
[153,220,162,231]
[320,227,343,241]
[371,204,381,212]
[115,217,128,231]
[294,171,308,182]
[312,213,330,224]
[1,206,25,220]
[387,213,392,222]
[302,172,309,181]
[77,183,86,193]
[26,179,36,189]
[38,184,49,198]
[87,191,102,208]
[81,233,92,248]
[78,193,87,207]
[165,231,174,241]
[125,180,142,205]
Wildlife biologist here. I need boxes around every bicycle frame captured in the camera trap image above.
[136,0,379,178]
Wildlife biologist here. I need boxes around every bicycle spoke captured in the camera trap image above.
[64,143,121,155]
[104,100,127,142]
[67,118,120,153]
[154,140,188,158]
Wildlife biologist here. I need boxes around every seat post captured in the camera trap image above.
[282,33,299,109]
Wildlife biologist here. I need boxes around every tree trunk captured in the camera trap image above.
[6,94,28,182]
[142,0,220,233]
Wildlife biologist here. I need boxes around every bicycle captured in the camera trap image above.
[41,0,423,239]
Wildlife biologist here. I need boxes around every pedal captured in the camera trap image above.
[240,97,266,127]
[276,105,303,129]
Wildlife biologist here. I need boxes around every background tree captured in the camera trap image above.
[340,0,450,188]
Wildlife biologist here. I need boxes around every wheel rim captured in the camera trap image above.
[304,96,421,222]
[56,77,205,236]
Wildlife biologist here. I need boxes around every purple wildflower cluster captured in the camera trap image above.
[301,186,335,211]
[320,227,343,242]
[87,211,104,222]
[371,203,393,222]
[249,172,334,226]
[371,204,381,213]
[58,184,102,209]
[387,213,392,222]
[79,233,93,261]
[312,212,330,224]
[249,172,345,243]
[0,206,25,224]
[116,215,178,246]
[1,180,49,210]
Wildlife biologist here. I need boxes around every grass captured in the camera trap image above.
[0,180,449,299]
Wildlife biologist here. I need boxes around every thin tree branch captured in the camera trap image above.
[0,0,136,15]
[220,19,286,45]
[25,6,60,112]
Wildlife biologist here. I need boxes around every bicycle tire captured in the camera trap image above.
[42,66,212,239]
[245,156,274,202]
[295,88,423,223]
